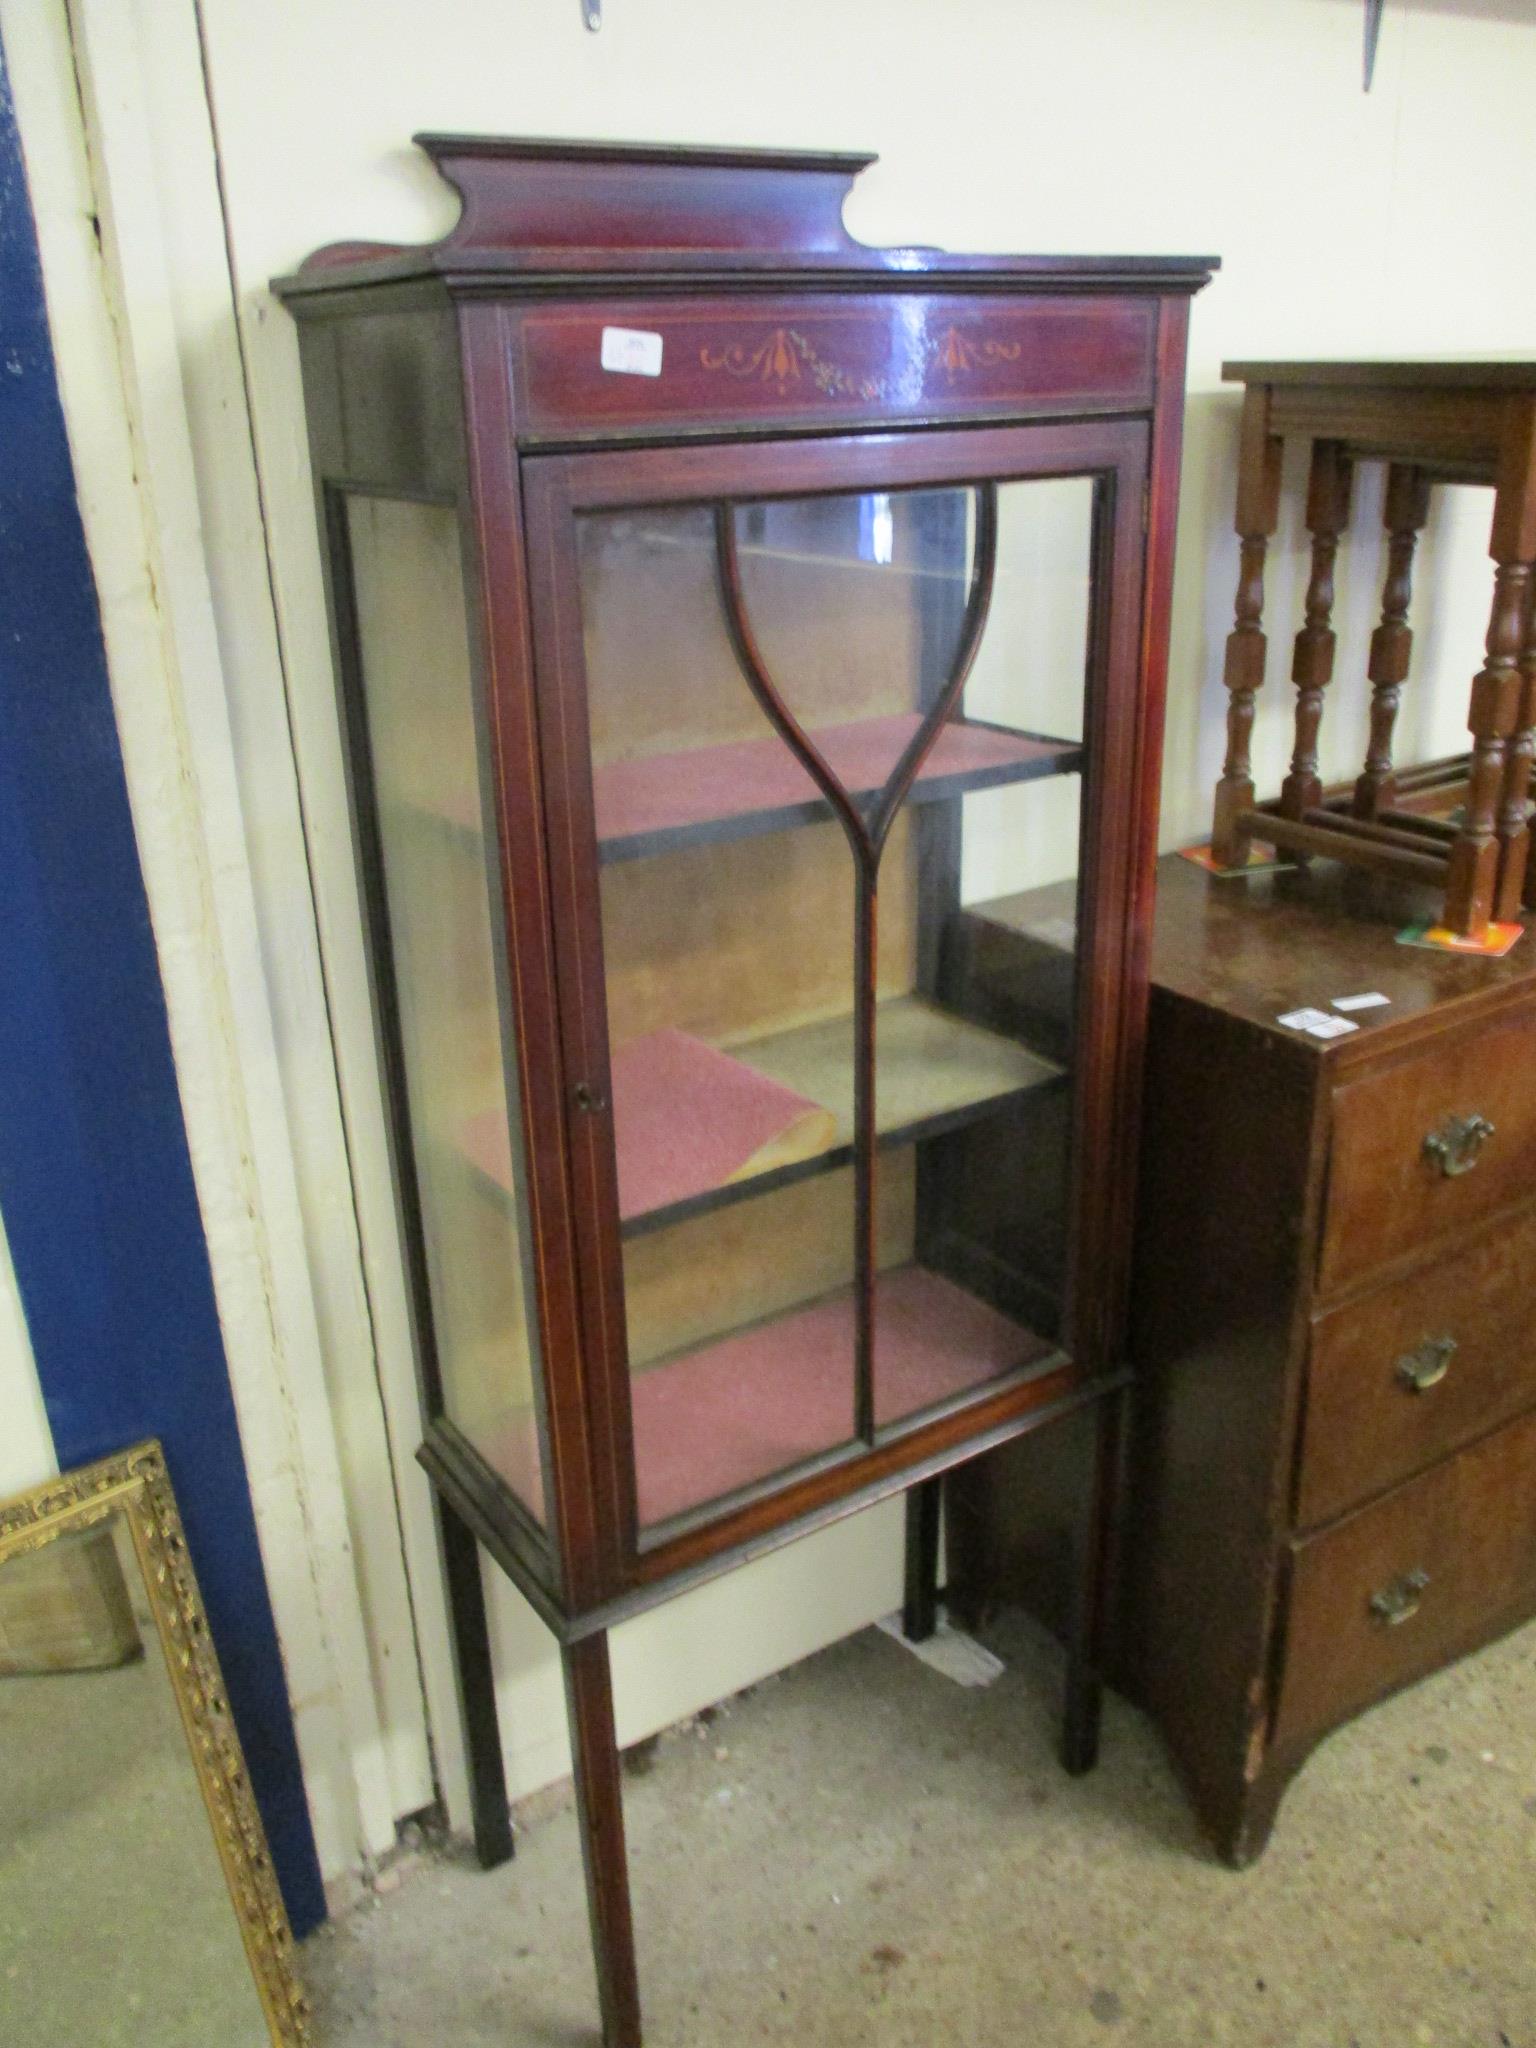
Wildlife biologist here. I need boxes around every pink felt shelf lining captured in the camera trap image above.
[459,1028,828,1223]
[593,713,1073,848]
[477,1265,1052,1530]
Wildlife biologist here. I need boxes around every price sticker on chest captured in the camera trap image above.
[1277,1006,1360,1040]
[600,326,664,377]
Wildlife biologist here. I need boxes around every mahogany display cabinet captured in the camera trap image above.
[276,136,1214,2047]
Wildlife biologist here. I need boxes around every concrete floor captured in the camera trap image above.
[304,1611,1536,2048]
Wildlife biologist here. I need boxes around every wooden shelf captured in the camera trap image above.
[483,1264,1059,1531]
[458,993,1064,1238]
[740,990,1060,1169]
[389,711,1082,865]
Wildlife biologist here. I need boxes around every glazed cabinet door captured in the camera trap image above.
[523,422,1151,1576]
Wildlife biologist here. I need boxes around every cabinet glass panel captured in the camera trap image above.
[572,475,1093,1533]
[346,496,547,1526]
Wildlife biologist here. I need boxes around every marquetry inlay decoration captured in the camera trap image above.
[699,322,1025,402]
[931,324,1024,381]
[700,327,886,400]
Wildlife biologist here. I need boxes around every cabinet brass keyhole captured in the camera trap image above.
[1369,1568,1429,1628]
[1423,1112,1495,1178]
[572,1080,608,1113]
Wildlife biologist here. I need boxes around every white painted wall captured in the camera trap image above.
[0,1210,54,1501]
[8,0,1536,1859]
[201,0,1536,821]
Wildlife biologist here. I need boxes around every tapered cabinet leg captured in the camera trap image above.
[564,1632,642,2048]
[1061,1387,1124,1778]
[436,1497,514,1869]
[902,1477,942,1643]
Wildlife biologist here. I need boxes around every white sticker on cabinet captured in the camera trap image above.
[600,327,664,377]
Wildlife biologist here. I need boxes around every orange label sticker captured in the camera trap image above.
[1177,842,1294,877]
[1396,920,1525,959]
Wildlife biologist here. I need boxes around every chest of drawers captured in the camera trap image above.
[947,853,1536,1863]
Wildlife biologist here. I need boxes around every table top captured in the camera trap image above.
[1224,358,1536,391]
[1150,853,1536,1057]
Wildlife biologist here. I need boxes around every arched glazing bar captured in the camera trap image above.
[714,483,1000,1440]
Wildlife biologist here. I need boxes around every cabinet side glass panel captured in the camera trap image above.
[345,495,547,1526]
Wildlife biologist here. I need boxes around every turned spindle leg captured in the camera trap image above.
[1279,440,1353,823]
[1447,403,1536,937]
[1496,577,1536,919]
[1444,559,1531,937]
[1353,465,1431,820]
[1212,386,1283,867]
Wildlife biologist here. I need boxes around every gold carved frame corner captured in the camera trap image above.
[0,1440,311,2045]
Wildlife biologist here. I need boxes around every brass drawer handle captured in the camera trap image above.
[1423,1113,1495,1178]
[1369,1568,1429,1628]
[1394,1335,1457,1394]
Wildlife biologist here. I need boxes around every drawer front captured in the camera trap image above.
[1300,1200,1536,1528]
[1320,1004,1536,1294]
[1274,1406,1536,1751]
[512,293,1158,441]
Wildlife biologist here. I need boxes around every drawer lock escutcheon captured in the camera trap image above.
[1394,1335,1457,1394]
[1422,1112,1495,1178]
[1369,1567,1429,1628]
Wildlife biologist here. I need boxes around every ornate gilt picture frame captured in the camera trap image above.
[0,1439,310,2044]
